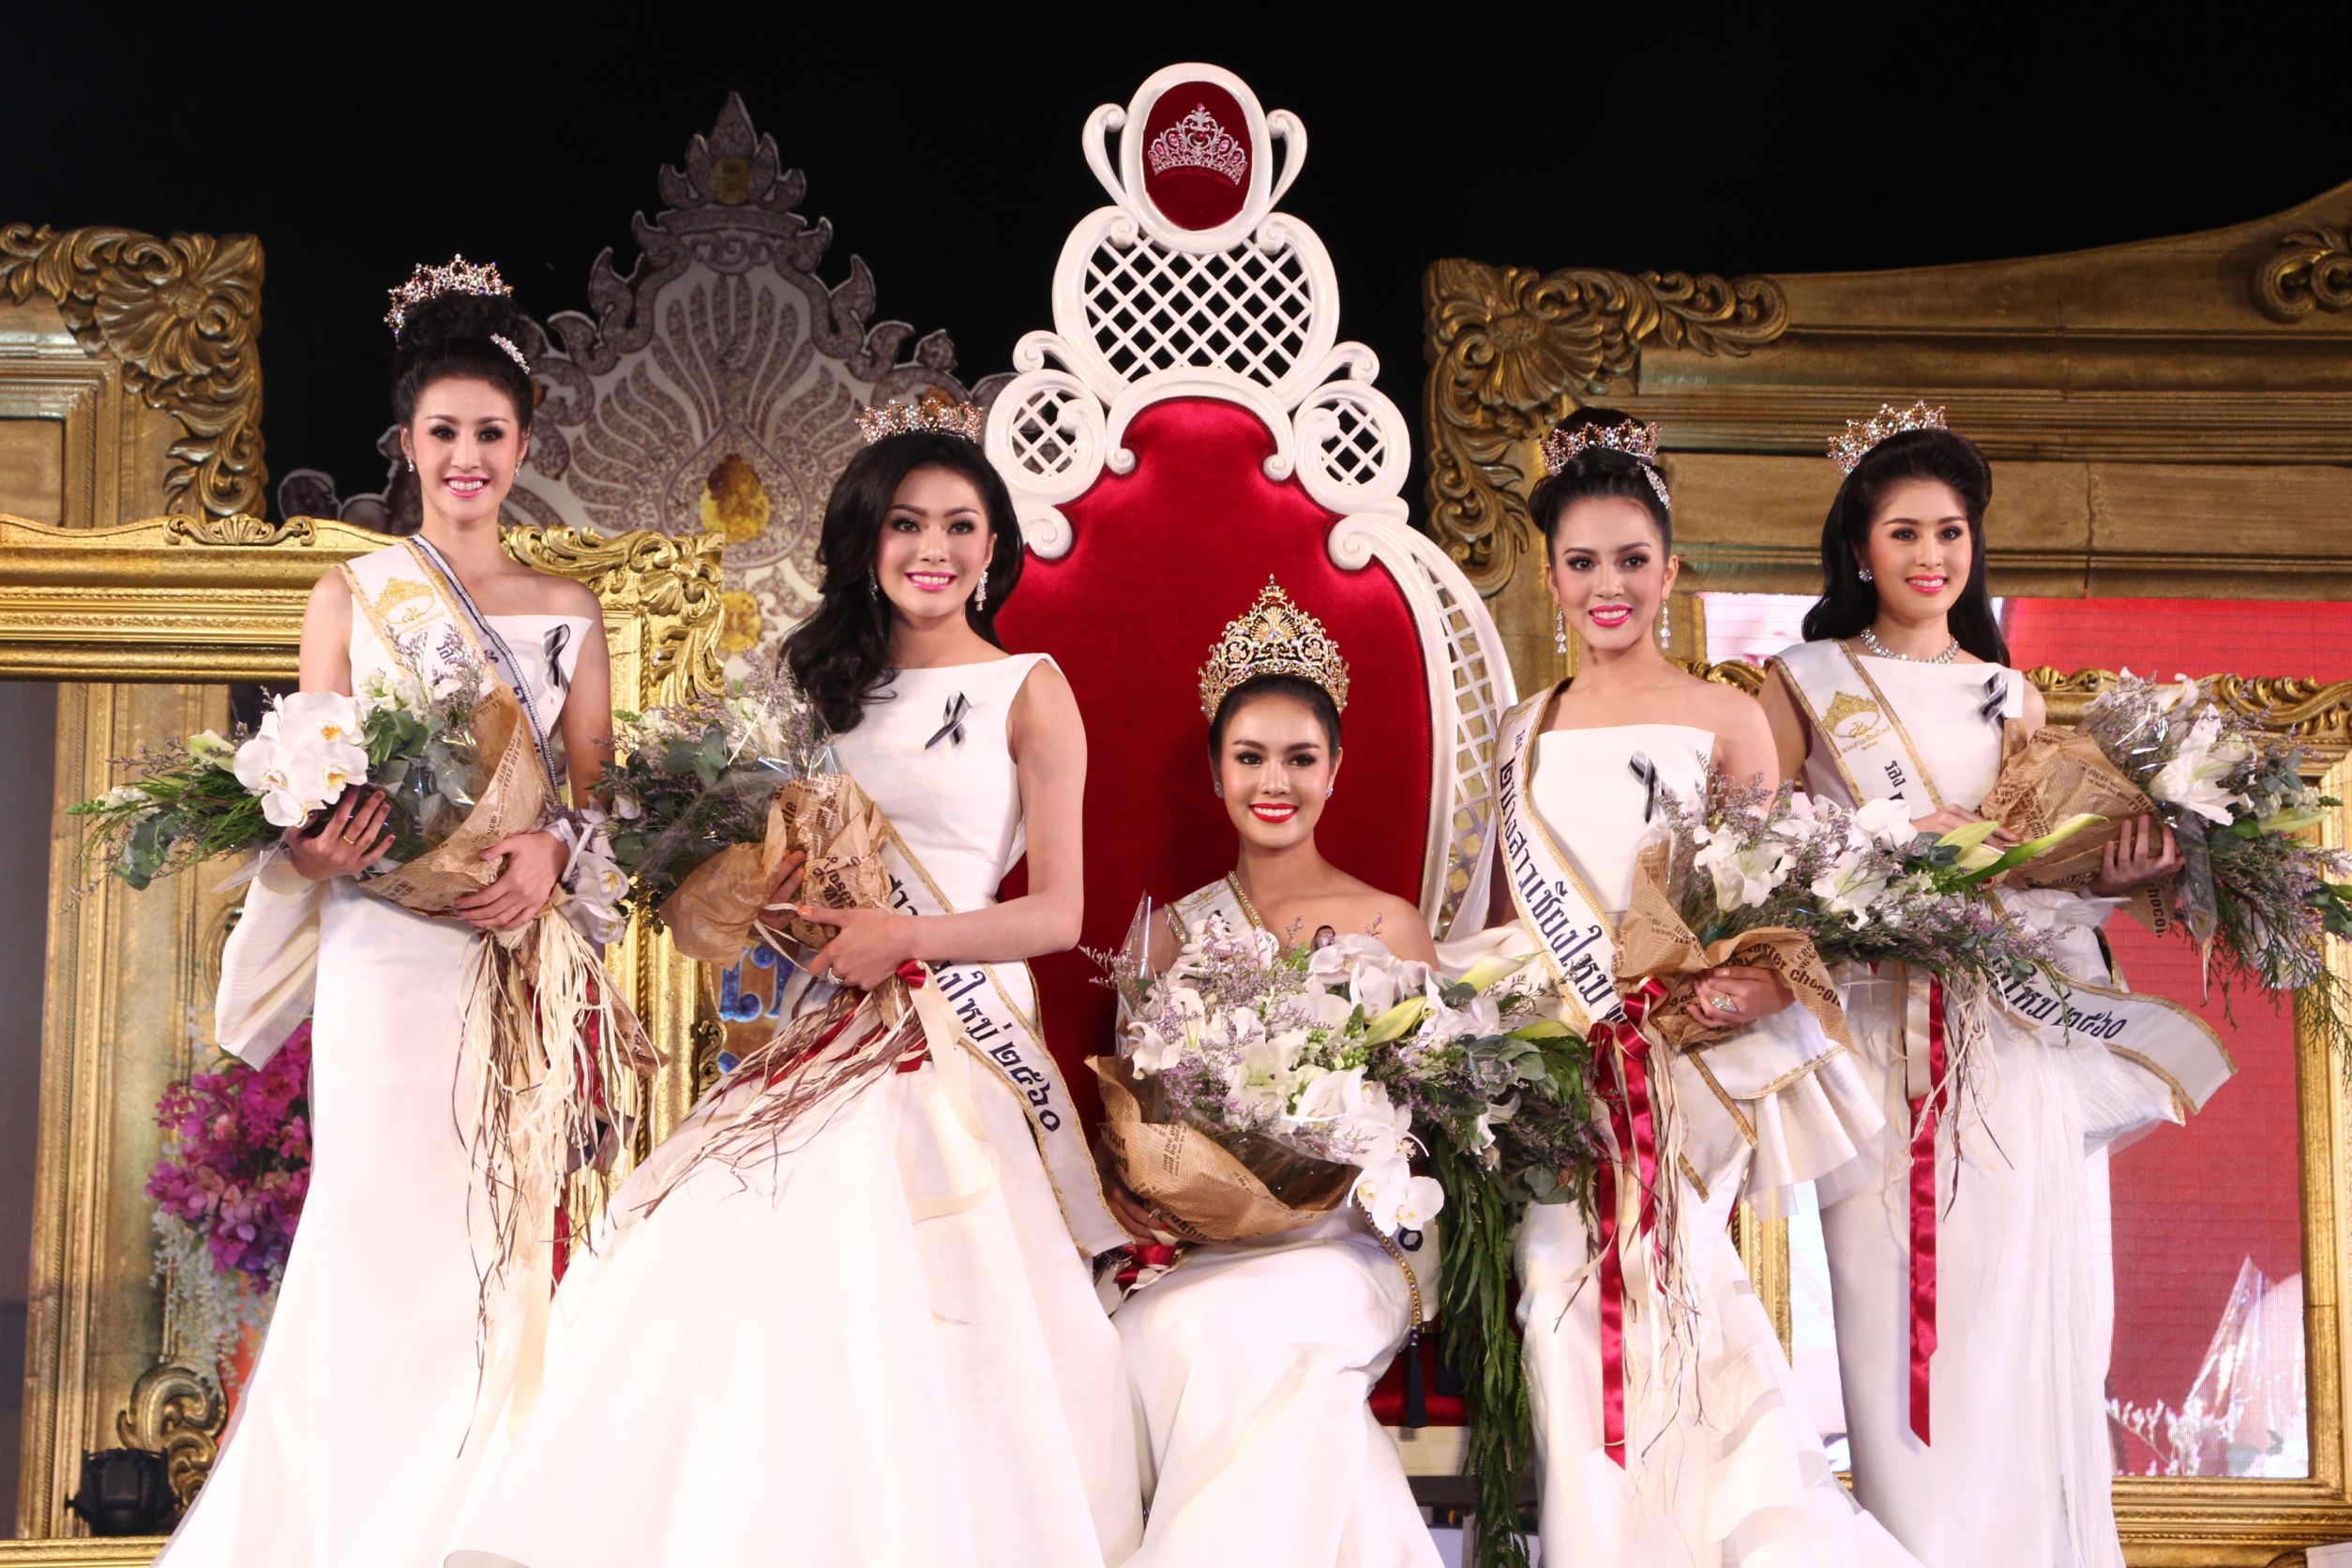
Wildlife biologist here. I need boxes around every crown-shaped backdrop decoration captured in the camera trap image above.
[1829,400,1949,473]
[1198,579,1351,718]
[855,394,985,445]
[1146,104,1249,186]
[384,255,514,338]
[1538,416,1661,475]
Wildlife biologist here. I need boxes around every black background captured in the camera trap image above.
[7,17,2346,519]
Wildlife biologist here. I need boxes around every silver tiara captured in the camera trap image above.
[489,333,529,373]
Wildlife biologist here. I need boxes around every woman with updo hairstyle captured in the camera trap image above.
[174,261,615,1567]
[447,402,1145,1568]
[1761,408,2189,1567]
[1097,582,1441,1568]
[1479,408,1909,1565]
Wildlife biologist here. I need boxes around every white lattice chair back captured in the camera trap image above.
[979,67,1515,1151]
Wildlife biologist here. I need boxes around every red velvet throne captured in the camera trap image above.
[982,65,1515,1138]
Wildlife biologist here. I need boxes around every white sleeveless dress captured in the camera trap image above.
[1793,654,2179,1568]
[1110,882,1440,1568]
[446,654,1143,1568]
[1509,724,1914,1568]
[163,606,590,1567]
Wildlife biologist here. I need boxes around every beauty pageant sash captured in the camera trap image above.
[1494,689,1668,1469]
[340,538,561,793]
[878,824,1128,1258]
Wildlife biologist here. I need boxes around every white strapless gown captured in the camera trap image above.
[161,611,590,1568]
[1791,654,2185,1568]
[1506,724,1914,1568]
[445,654,1142,1568]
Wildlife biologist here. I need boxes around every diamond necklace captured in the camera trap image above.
[1858,626,1960,664]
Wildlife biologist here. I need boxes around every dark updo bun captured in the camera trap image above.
[1527,405,1671,553]
[1208,673,1342,756]
[390,290,535,430]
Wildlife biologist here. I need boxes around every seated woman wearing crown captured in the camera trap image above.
[1099,583,1442,1568]
[1483,412,1917,1566]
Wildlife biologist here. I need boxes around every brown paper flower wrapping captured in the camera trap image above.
[1618,839,1855,1055]
[1979,727,2156,889]
[362,681,542,917]
[655,775,890,965]
[1090,1057,1359,1244]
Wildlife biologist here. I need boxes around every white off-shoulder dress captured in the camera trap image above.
[1502,723,1915,1568]
[445,654,1142,1568]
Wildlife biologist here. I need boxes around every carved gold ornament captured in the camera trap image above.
[118,1362,222,1509]
[0,224,265,518]
[2254,214,2352,321]
[1423,258,1788,594]
[504,525,726,704]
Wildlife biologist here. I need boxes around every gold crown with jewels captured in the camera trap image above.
[1198,579,1350,718]
[384,254,512,338]
[855,394,984,445]
[1829,400,1949,473]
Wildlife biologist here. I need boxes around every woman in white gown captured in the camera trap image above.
[168,264,615,1566]
[1485,410,1915,1567]
[446,402,1141,1568]
[1099,581,1440,1568]
[1759,407,2203,1568]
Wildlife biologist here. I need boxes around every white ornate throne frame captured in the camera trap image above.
[984,63,1515,937]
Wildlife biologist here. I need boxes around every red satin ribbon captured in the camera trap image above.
[1114,1241,1182,1290]
[1589,977,1669,1468]
[1907,976,1948,1445]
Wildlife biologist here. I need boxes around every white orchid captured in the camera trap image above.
[2149,711,2254,825]
[276,690,366,752]
[1693,827,1793,912]
[1812,846,1892,926]
[1355,1155,1445,1234]
[1848,795,1917,850]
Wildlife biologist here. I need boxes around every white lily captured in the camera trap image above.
[1812,847,1892,925]
[1694,830,1793,911]
[1848,795,1917,850]
[2150,712,2254,825]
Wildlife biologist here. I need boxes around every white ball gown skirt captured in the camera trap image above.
[445,1011,1143,1568]
[1822,894,2175,1568]
[1517,1000,1919,1568]
[1112,1205,1439,1568]
[162,880,528,1567]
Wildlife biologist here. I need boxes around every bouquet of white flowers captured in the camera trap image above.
[2061,673,2352,997]
[1097,911,1445,1241]
[73,653,490,892]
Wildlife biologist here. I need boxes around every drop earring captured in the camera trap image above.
[1324,783,1334,798]
[406,456,416,474]
[1658,596,1672,647]
[1213,782,1224,798]
[867,568,881,601]
[1859,567,1875,583]
[1554,608,1568,656]
[974,573,988,612]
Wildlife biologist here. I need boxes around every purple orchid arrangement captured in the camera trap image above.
[148,1022,313,1289]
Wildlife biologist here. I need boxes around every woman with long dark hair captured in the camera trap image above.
[1760,405,2197,1567]
[447,402,1140,1568]
[171,260,617,1567]
[1486,410,1910,1566]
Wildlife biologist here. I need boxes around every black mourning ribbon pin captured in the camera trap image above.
[542,624,571,693]
[927,692,972,750]
[1628,750,1662,822]
[1979,671,2009,723]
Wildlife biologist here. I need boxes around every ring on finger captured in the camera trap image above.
[1709,993,1741,1015]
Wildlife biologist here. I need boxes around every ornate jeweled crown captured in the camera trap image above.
[1198,579,1350,718]
[1146,104,1248,186]
[1538,416,1671,509]
[384,255,513,338]
[1829,400,1949,474]
[1539,416,1660,475]
[855,394,984,445]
